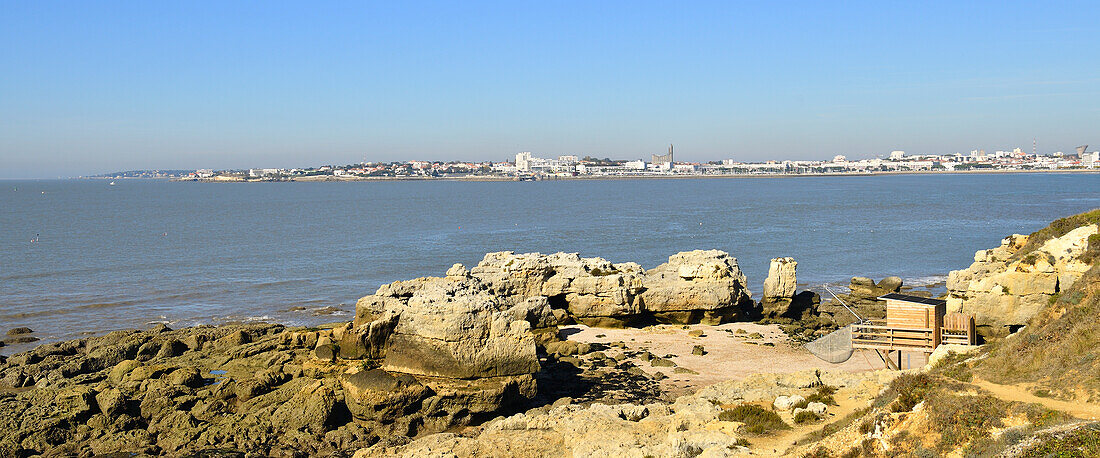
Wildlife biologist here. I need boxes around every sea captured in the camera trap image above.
[2,173,1099,352]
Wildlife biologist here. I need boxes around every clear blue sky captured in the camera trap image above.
[2,1,1098,178]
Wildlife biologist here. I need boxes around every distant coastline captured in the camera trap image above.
[117,168,1100,183]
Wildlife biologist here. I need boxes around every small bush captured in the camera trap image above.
[882,373,938,412]
[858,418,875,435]
[924,392,1007,449]
[794,410,819,425]
[807,385,839,406]
[801,448,831,458]
[1022,403,1072,428]
[718,404,791,435]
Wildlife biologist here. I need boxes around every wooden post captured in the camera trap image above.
[878,349,900,370]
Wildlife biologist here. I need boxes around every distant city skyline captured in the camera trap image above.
[2,1,1099,178]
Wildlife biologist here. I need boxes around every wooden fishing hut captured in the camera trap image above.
[851,293,975,370]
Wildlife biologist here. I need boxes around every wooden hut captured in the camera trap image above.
[851,293,975,370]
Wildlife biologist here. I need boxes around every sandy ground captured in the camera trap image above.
[562,322,897,456]
[562,322,886,397]
[974,377,1100,421]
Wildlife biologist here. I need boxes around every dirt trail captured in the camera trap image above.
[974,377,1100,421]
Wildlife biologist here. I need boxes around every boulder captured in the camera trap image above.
[6,327,33,336]
[639,250,753,324]
[167,367,203,387]
[271,380,338,433]
[806,402,828,416]
[773,394,805,411]
[378,277,539,379]
[340,369,432,423]
[95,388,128,418]
[876,276,903,292]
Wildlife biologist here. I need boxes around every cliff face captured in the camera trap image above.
[947,212,1099,338]
[975,254,1100,400]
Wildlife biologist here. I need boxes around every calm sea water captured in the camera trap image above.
[2,174,1098,351]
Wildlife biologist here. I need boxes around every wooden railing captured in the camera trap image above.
[851,320,937,352]
[941,329,973,346]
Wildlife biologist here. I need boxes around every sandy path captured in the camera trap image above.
[974,377,1100,421]
[562,322,883,396]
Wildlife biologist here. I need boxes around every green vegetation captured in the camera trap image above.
[718,405,791,435]
[807,385,839,406]
[1018,424,1100,457]
[876,373,939,412]
[867,369,1074,455]
[794,410,820,425]
[924,391,1007,450]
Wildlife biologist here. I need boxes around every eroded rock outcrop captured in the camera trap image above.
[761,257,798,318]
[947,224,1098,337]
[356,250,753,332]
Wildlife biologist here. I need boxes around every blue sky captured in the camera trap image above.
[2,1,1098,178]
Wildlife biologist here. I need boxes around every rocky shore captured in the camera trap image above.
[3,212,1099,457]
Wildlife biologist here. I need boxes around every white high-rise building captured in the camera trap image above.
[516,152,532,172]
[890,150,906,160]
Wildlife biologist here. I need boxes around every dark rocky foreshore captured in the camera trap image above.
[0,250,760,456]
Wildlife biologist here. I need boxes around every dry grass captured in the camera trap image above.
[1010,208,1100,262]
[976,265,1100,398]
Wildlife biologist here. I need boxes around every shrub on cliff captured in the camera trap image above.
[718,404,790,435]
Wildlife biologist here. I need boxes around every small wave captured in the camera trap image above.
[247,279,314,290]
[904,274,949,287]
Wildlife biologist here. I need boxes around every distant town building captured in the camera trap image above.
[890,150,906,160]
[651,144,674,166]
[515,152,533,172]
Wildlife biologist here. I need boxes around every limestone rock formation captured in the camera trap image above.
[761,257,798,318]
[356,250,754,333]
[639,250,753,324]
[947,224,1098,337]
[763,257,797,299]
